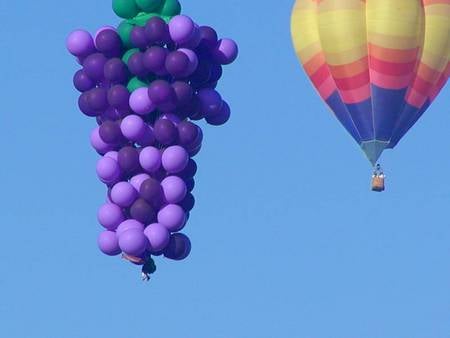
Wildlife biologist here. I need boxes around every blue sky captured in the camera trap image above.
[1,1,450,337]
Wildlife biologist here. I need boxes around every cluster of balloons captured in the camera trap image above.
[66,0,238,280]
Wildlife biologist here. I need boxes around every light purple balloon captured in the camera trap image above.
[136,125,156,147]
[130,173,151,191]
[212,38,239,65]
[158,204,187,232]
[90,127,115,155]
[116,219,145,238]
[169,15,196,44]
[97,203,125,231]
[98,231,121,256]
[178,48,198,76]
[118,229,149,256]
[121,115,146,141]
[139,146,162,173]
[105,151,119,161]
[66,29,95,57]
[96,156,121,184]
[162,146,189,174]
[161,176,187,203]
[110,182,138,207]
[144,223,170,252]
[179,24,201,49]
[129,87,156,115]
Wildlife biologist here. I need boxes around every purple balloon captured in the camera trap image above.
[130,198,156,224]
[139,178,163,207]
[148,80,176,107]
[172,81,193,107]
[189,59,212,88]
[162,146,189,174]
[90,127,115,154]
[87,87,108,111]
[95,29,122,54]
[67,30,95,57]
[169,15,196,44]
[178,48,198,76]
[128,52,148,77]
[73,69,95,92]
[179,25,201,49]
[116,219,145,238]
[78,92,97,117]
[161,176,187,203]
[130,173,151,191]
[177,121,199,146]
[206,100,231,126]
[144,223,170,252]
[96,156,121,184]
[98,231,121,256]
[212,38,239,65]
[99,120,123,144]
[185,177,195,192]
[118,146,141,175]
[130,26,148,49]
[110,181,138,207]
[163,233,191,260]
[179,192,195,212]
[119,229,148,256]
[145,17,170,45]
[209,64,223,82]
[83,53,107,81]
[139,146,162,173]
[105,150,119,161]
[104,58,128,83]
[196,88,223,118]
[158,204,186,232]
[136,125,155,147]
[154,118,177,145]
[97,203,125,230]
[198,26,218,51]
[160,113,182,125]
[165,51,190,78]
[129,87,155,115]
[108,85,130,109]
[179,159,198,179]
[142,46,168,74]
[120,115,146,141]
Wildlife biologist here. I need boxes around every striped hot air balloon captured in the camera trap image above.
[291,0,450,167]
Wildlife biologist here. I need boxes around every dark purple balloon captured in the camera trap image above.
[107,85,130,109]
[140,178,163,207]
[127,52,148,77]
[209,64,223,82]
[118,146,140,175]
[196,88,223,117]
[148,80,176,106]
[163,233,191,260]
[177,121,199,146]
[87,87,108,111]
[198,26,218,51]
[104,58,128,83]
[95,29,122,54]
[206,100,231,126]
[154,118,177,145]
[73,69,95,92]
[190,59,212,88]
[83,53,107,81]
[185,178,195,192]
[130,26,148,49]
[180,192,195,211]
[99,121,123,144]
[172,81,193,108]
[145,17,170,44]
[101,107,125,121]
[179,159,197,179]
[165,51,190,78]
[78,92,98,117]
[130,198,156,224]
[142,46,168,74]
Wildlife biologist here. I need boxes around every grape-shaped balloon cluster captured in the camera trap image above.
[66,0,238,280]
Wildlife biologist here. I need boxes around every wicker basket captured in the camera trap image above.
[372,176,385,192]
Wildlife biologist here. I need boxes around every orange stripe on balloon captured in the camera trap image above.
[303,52,327,76]
[370,57,417,76]
[334,71,370,90]
[340,84,371,104]
[422,0,450,5]
[369,69,412,89]
[416,62,444,83]
[368,44,419,63]
[328,57,368,78]
[410,76,434,95]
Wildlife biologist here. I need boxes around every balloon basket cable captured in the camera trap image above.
[371,164,385,192]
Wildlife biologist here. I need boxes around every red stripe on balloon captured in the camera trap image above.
[422,0,450,5]
[370,57,417,76]
[370,69,412,89]
[310,63,331,87]
[334,71,370,90]
[339,84,371,104]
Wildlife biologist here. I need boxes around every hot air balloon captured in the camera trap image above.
[291,0,450,191]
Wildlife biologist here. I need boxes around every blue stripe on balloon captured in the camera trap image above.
[344,99,374,142]
[388,100,431,148]
[326,91,362,143]
[371,85,408,142]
